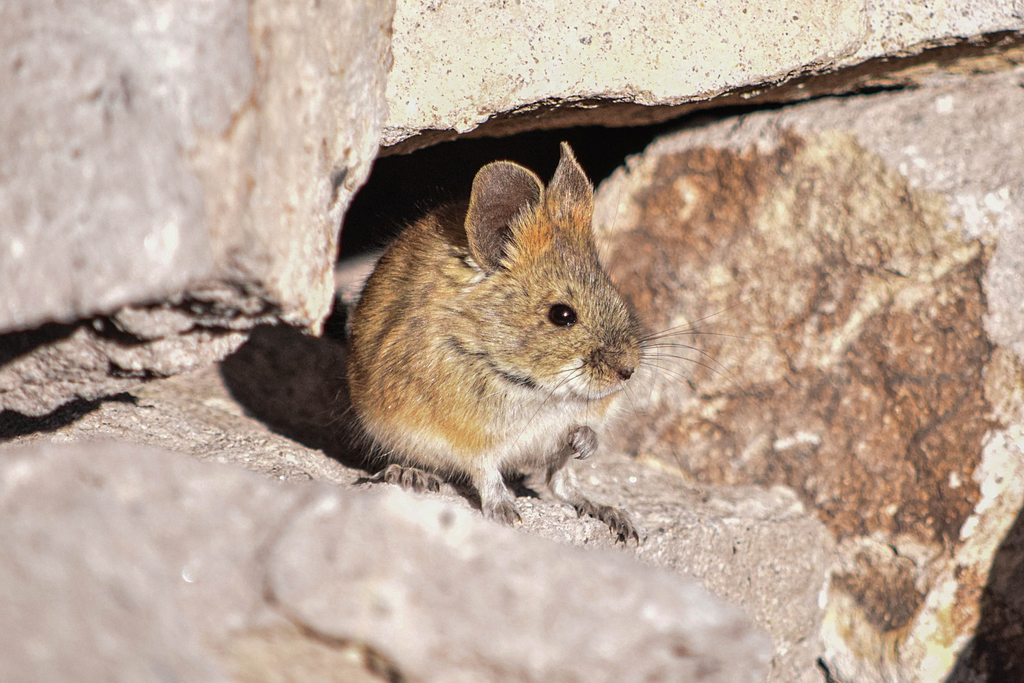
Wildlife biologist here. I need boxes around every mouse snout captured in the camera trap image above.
[592,346,636,383]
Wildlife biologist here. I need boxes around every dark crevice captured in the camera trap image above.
[0,322,79,368]
[107,364,164,381]
[343,30,1024,260]
[342,98,819,256]
[946,502,1024,682]
[340,112,718,257]
[816,657,842,683]
[0,393,138,440]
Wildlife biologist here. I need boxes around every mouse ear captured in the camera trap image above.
[465,160,543,272]
[547,142,593,217]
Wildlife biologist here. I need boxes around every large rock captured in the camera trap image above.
[593,63,1024,683]
[0,0,393,415]
[0,441,773,683]
[1,328,833,682]
[383,0,1024,150]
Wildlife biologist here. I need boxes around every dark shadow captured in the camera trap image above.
[339,117,720,258]
[0,393,138,440]
[0,321,78,368]
[946,501,1024,682]
[219,305,373,472]
[220,301,546,509]
[341,33,1024,260]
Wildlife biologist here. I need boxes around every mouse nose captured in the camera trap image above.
[618,366,634,381]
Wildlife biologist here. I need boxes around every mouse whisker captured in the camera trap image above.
[643,331,767,348]
[642,342,742,381]
[643,298,755,337]
[643,351,737,382]
[637,358,695,387]
[643,351,755,397]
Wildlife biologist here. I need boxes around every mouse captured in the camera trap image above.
[347,142,643,542]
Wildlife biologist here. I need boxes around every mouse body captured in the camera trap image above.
[347,143,642,541]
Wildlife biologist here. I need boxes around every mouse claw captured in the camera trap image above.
[567,425,597,460]
[370,464,444,493]
[485,499,522,526]
[575,500,643,545]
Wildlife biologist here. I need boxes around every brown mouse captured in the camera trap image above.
[347,143,642,542]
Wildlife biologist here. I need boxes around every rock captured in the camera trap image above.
[576,463,834,683]
[0,0,393,415]
[0,442,301,683]
[2,329,832,681]
[383,0,1024,151]
[271,476,772,683]
[0,441,773,683]
[0,357,359,487]
[593,64,1024,683]
[0,319,250,420]
[218,323,367,471]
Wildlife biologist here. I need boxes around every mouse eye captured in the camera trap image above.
[548,304,577,327]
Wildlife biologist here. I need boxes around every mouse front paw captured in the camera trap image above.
[370,463,443,493]
[575,500,642,544]
[565,425,598,460]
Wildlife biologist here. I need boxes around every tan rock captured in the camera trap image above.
[593,65,1024,682]
[383,0,1024,150]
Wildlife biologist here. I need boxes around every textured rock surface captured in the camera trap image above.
[1,326,832,682]
[593,64,1024,683]
[7,8,1023,680]
[0,335,358,486]
[0,0,393,415]
[0,441,774,683]
[270,473,772,683]
[383,0,1024,150]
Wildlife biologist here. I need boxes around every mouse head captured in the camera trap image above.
[461,143,642,401]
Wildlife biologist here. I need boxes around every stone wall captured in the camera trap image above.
[2,1,1024,682]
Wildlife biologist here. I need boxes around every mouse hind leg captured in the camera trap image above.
[546,425,642,544]
[474,464,522,525]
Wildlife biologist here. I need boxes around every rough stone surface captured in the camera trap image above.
[0,0,393,415]
[0,312,250,420]
[9,12,1023,680]
[0,441,774,683]
[0,351,357,487]
[1,323,833,682]
[592,65,1024,683]
[383,0,1024,150]
[271,475,771,683]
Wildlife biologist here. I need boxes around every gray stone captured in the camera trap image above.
[0,441,773,683]
[1,359,358,487]
[0,321,250,419]
[540,458,835,683]
[272,484,772,683]
[383,0,1024,151]
[2,332,833,682]
[0,442,289,683]
[0,0,393,414]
